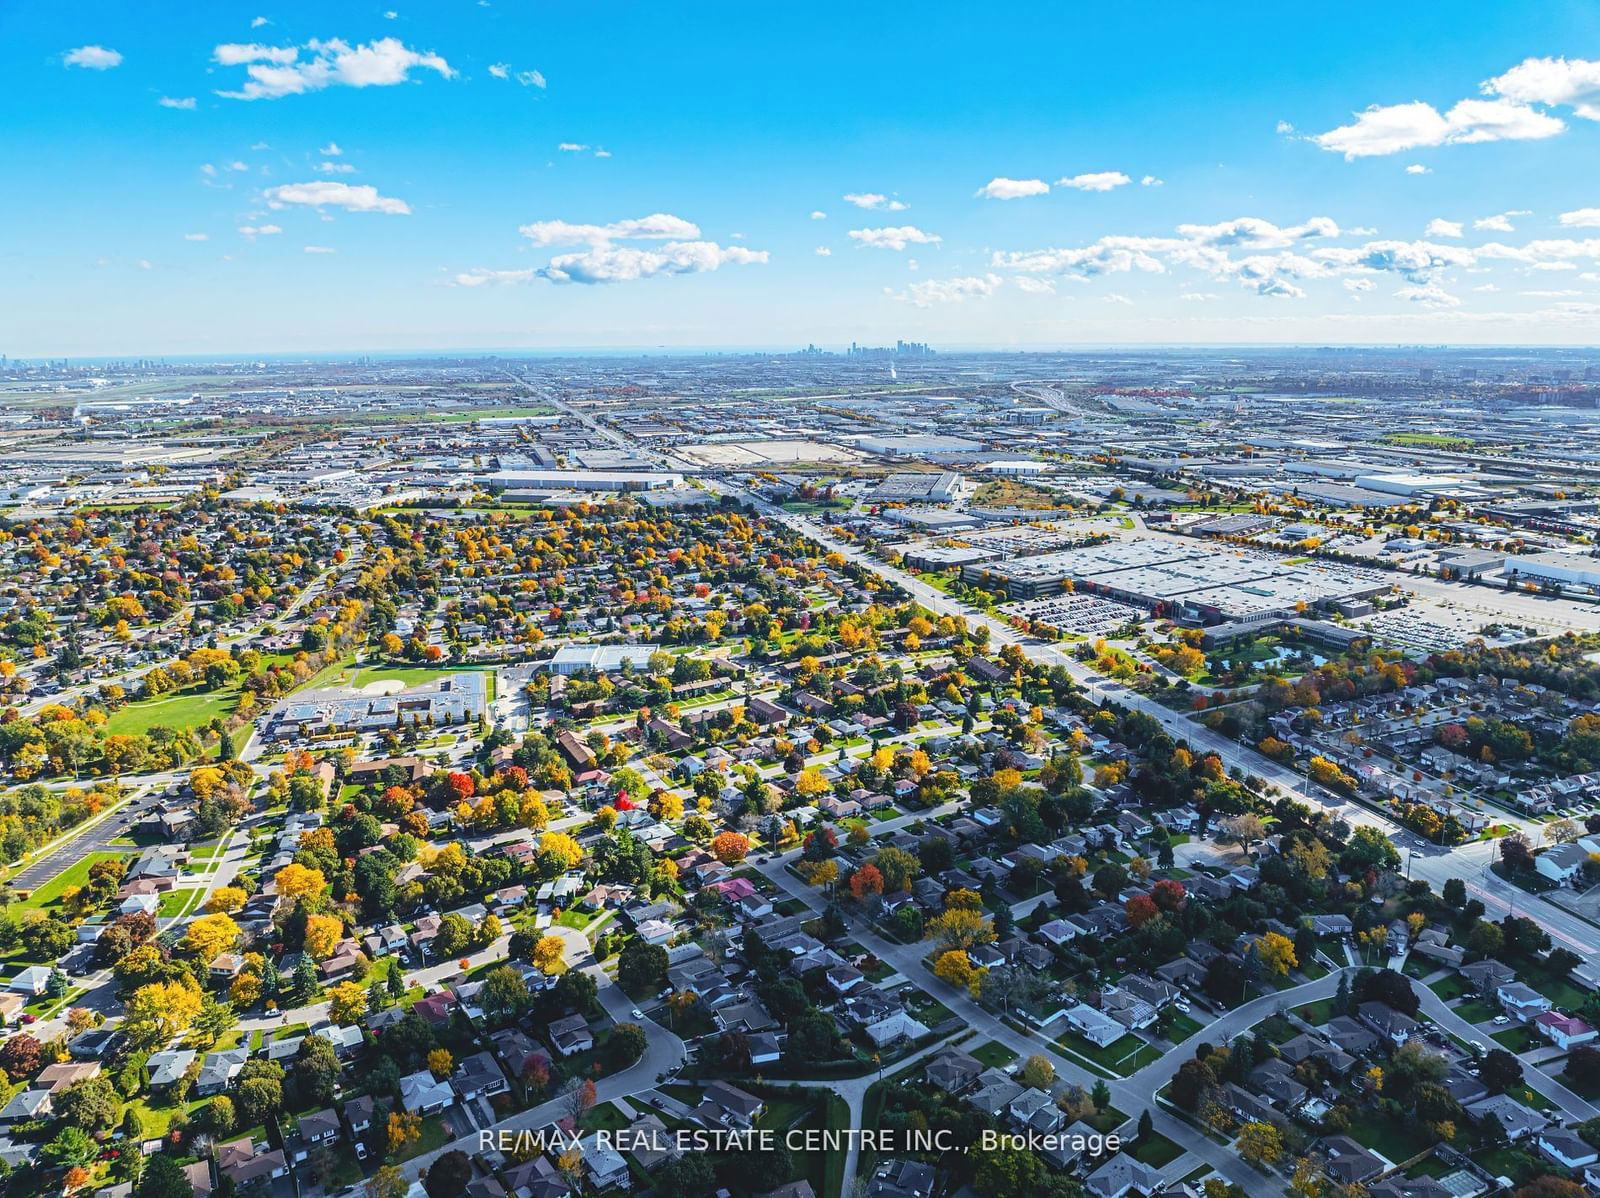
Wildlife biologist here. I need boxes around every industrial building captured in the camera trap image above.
[545,644,662,675]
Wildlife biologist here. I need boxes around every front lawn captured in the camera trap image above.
[970,1040,1018,1070]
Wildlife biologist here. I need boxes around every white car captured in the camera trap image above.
[631,1008,643,1020]
[1492,1015,1511,1025]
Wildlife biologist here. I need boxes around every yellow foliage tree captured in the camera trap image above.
[327,981,367,1024]
[205,887,248,914]
[183,913,241,962]
[303,913,343,961]
[274,863,326,900]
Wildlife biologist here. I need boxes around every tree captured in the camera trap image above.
[194,995,238,1048]
[137,1155,194,1198]
[1236,1120,1283,1169]
[328,981,368,1024]
[303,913,343,960]
[123,979,203,1048]
[926,906,996,953]
[54,1076,121,1132]
[538,831,584,871]
[932,950,980,996]
[849,863,884,901]
[1171,1057,1216,1111]
[367,1167,409,1198]
[274,862,327,900]
[1514,1180,1586,1198]
[428,1048,454,1079]
[532,935,566,975]
[1018,1054,1055,1089]
[618,938,668,994]
[480,966,534,1024]
[608,1022,647,1068]
[1220,813,1266,856]
[43,1126,98,1169]
[1499,832,1534,873]
[385,1111,422,1157]
[710,831,750,864]
[1442,877,1466,908]
[1253,932,1298,978]
[294,1036,342,1108]
[655,1154,716,1198]
[423,1151,472,1198]
[0,1034,43,1079]
[1480,1047,1524,1094]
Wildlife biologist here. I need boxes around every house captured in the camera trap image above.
[924,1050,982,1093]
[1535,842,1590,885]
[7,966,51,997]
[1065,1003,1125,1048]
[1538,1127,1600,1169]
[399,1069,454,1114]
[865,1011,929,1048]
[1459,959,1516,996]
[1322,1135,1384,1186]
[1358,1001,1417,1047]
[344,1095,377,1138]
[216,1138,289,1191]
[0,1089,50,1124]
[453,1050,509,1100]
[147,1049,197,1090]
[1496,981,1553,1022]
[491,1027,551,1081]
[35,1062,100,1094]
[866,1159,935,1198]
[1534,1011,1598,1050]
[693,1081,765,1130]
[286,1108,341,1162]
[577,1133,630,1191]
[1083,1153,1164,1198]
[1465,1093,1550,1140]
[196,1048,249,1096]
[547,1013,594,1057]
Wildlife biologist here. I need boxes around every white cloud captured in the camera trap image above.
[540,241,767,284]
[1343,277,1374,292]
[1057,171,1132,192]
[557,143,589,152]
[488,63,509,79]
[1141,175,1164,187]
[814,247,831,256]
[847,226,941,251]
[183,233,209,241]
[137,259,153,270]
[1474,209,1531,232]
[384,10,398,18]
[251,16,270,27]
[200,163,217,176]
[302,245,336,254]
[975,177,1050,200]
[320,141,343,156]
[237,224,282,237]
[1312,98,1563,158]
[158,96,197,110]
[1013,276,1057,295]
[843,193,908,211]
[1106,293,1133,305]
[1395,283,1460,307]
[1485,57,1600,121]
[1176,216,1341,248]
[1560,208,1600,227]
[450,268,539,287]
[316,160,355,174]
[517,70,546,88]
[1425,218,1464,238]
[1473,282,1499,292]
[810,210,827,220]
[1523,288,1582,297]
[63,45,122,70]
[1405,163,1431,174]
[213,37,453,100]
[894,274,1003,307]
[593,148,611,158]
[1179,292,1219,301]
[264,181,411,214]
[226,161,250,172]
[1275,120,1295,134]
[519,213,700,247]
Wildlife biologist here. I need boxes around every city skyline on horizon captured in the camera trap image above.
[8,1,1600,356]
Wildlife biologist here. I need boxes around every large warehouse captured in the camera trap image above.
[962,535,1393,622]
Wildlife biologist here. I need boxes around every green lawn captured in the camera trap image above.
[351,664,497,703]
[1429,975,1471,1002]
[1132,1129,1184,1168]
[970,1040,1018,1070]
[1346,1109,1436,1164]
[1452,999,1500,1025]
[104,687,239,736]
[1056,1032,1162,1076]
[1492,1025,1538,1053]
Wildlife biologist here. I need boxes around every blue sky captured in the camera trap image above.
[6,1,1600,355]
